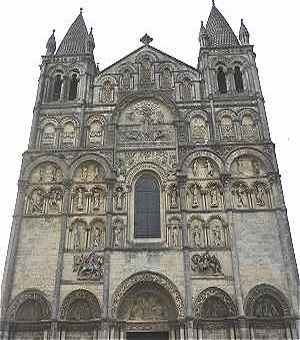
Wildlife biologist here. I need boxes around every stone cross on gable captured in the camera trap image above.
[140,33,153,46]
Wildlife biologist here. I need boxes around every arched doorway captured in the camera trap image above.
[112,272,184,340]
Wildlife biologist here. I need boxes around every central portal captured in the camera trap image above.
[127,332,169,340]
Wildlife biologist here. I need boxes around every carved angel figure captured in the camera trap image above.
[48,189,62,212]
[208,185,219,208]
[192,227,202,247]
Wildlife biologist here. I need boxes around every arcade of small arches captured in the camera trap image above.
[36,107,263,150]
[22,149,277,250]
[5,278,294,339]
[41,52,255,108]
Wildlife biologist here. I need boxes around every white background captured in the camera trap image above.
[0,0,299,297]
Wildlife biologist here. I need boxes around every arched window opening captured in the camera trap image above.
[53,74,63,101]
[140,57,152,86]
[161,68,172,89]
[101,80,114,103]
[41,123,56,147]
[134,175,160,238]
[217,67,227,94]
[181,78,193,101]
[69,73,79,100]
[234,66,244,93]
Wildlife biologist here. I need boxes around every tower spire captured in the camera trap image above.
[56,10,89,55]
[212,0,215,7]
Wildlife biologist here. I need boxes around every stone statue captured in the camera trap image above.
[73,225,82,250]
[192,227,202,247]
[92,188,102,210]
[80,166,88,182]
[190,184,200,207]
[171,226,179,247]
[254,184,266,207]
[236,184,246,207]
[169,185,178,209]
[113,226,122,247]
[211,225,223,247]
[48,189,62,211]
[30,190,44,214]
[115,187,124,210]
[208,186,219,208]
[77,188,84,210]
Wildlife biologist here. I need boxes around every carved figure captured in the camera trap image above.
[235,184,246,207]
[73,225,82,250]
[113,226,122,247]
[73,251,104,280]
[254,184,266,207]
[171,226,179,247]
[80,166,88,182]
[169,185,178,209]
[191,252,222,275]
[193,158,215,178]
[190,184,200,207]
[115,187,124,210]
[48,189,62,211]
[192,227,202,247]
[211,225,223,247]
[208,185,219,208]
[91,225,105,249]
[89,122,104,145]
[129,294,167,320]
[191,117,208,141]
[29,190,44,214]
[77,188,84,210]
[92,188,102,210]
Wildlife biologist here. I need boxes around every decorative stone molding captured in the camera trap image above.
[7,289,52,321]
[244,284,290,317]
[193,287,237,318]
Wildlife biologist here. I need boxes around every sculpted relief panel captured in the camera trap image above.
[116,150,176,177]
[117,99,175,144]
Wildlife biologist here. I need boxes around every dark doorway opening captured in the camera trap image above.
[127,332,169,340]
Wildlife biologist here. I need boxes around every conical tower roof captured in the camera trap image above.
[56,10,89,55]
[206,3,239,47]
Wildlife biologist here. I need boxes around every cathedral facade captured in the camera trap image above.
[0,3,299,340]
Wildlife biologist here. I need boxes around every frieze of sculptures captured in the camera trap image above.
[73,250,104,280]
[191,252,222,275]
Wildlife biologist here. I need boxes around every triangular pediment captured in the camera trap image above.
[98,44,199,78]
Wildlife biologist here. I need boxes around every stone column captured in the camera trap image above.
[177,173,193,319]
[102,179,115,319]
[51,178,72,321]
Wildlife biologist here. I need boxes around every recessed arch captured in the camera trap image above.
[111,271,185,319]
[7,289,52,321]
[60,289,102,320]
[244,284,290,317]
[193,287,237,318]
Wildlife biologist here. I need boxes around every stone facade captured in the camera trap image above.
[0,4,299,340]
